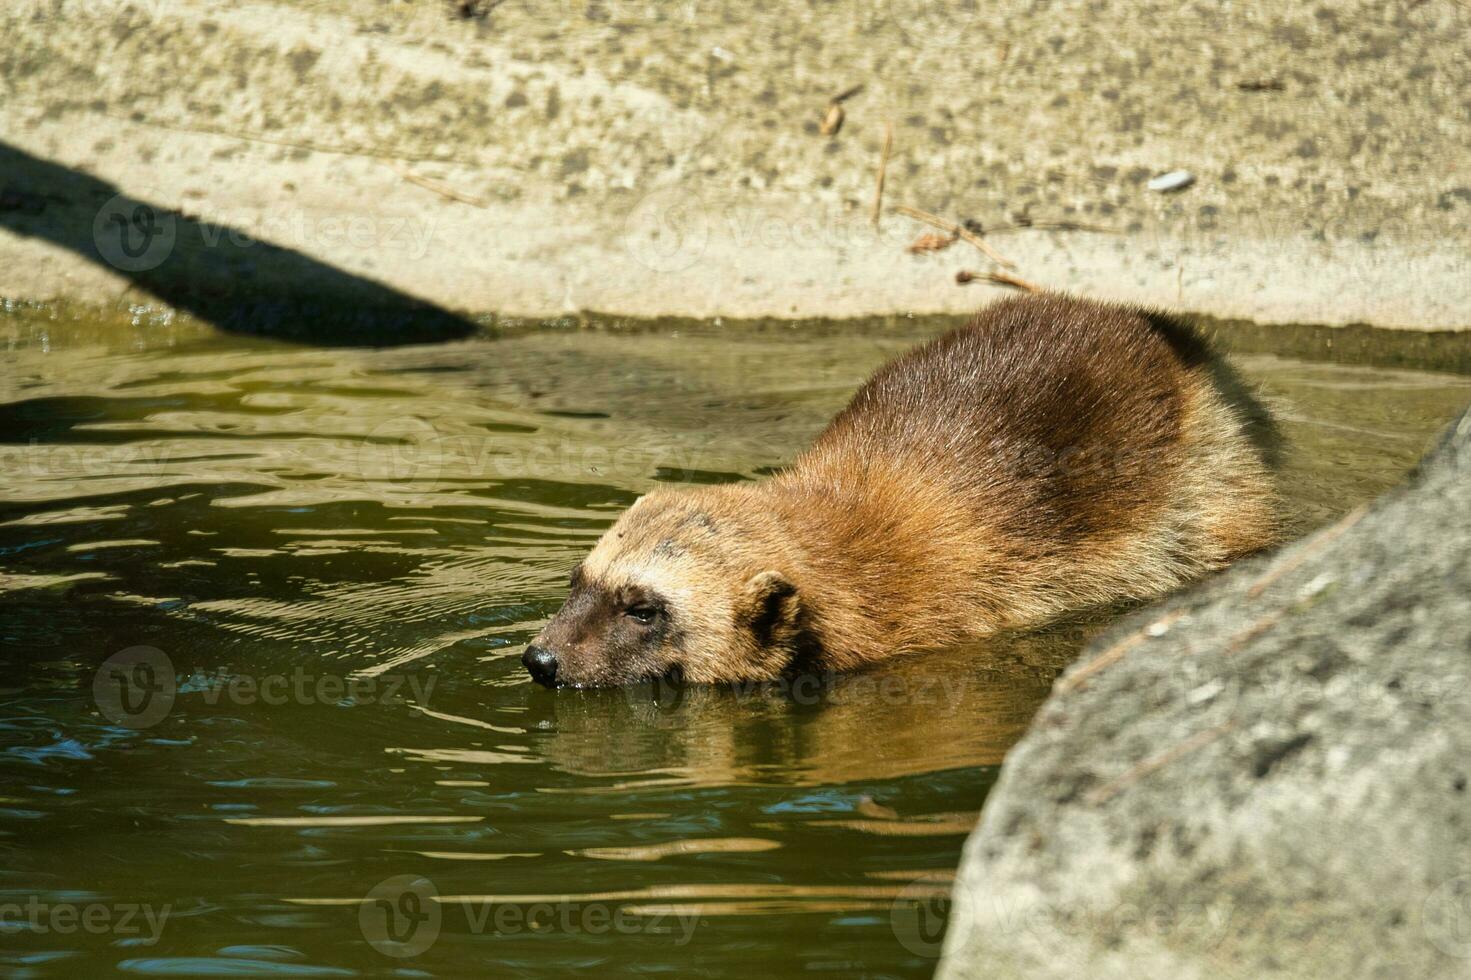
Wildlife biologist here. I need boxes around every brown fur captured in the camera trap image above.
[526,295,1279,687]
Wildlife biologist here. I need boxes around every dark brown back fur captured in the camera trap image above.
[763,294,1278,665]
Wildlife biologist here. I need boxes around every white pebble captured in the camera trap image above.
[1300,572,1336,598]
[1188,679,1225,705]
[1146,615,1182,637]
[1147,170,1196,192]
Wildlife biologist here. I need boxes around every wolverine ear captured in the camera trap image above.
[738,570,800,647]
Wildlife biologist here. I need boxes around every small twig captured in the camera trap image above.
[893,204,1015,269]
[955,269,1041,292]
[1246,503,1369,600]
[1055,610,1186,694]
[909,233,957,254]
[820,102,845,137]
[390,162,488,208]
[871,120,892,229]
[1086,720,1236,805]
[820,85,864,138]
[1222,609,1285,654]
[983,219,1119,236]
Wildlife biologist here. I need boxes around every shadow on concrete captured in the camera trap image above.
[0,142,480,347]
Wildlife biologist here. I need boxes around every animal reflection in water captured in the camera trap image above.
[522,618,1106,787]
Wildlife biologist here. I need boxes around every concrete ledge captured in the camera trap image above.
[1,0,1468,328]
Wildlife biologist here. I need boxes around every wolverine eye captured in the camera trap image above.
[624,604,660,625]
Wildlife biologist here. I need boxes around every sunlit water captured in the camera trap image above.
[1,311,1467,978]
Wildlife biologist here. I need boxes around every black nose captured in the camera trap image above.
[522,645,559,687]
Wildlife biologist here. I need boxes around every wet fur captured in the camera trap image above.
[534,295,1279,686]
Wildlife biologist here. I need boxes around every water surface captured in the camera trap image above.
[2,311,1468,978]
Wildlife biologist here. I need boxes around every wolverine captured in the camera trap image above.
[523,294,1278,688]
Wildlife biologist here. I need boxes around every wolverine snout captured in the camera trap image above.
[522,644,559,687]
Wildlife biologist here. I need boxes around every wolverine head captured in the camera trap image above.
[522,488,808,688]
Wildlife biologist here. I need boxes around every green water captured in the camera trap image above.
[1,310,1468,978]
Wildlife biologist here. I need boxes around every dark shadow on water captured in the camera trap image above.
[0,142,479,347]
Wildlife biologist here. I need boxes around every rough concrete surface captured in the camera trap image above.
[0,0,1468,328]
[937,403,1471,979]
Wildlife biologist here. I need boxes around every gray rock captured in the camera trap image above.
[939,404,1471,979]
